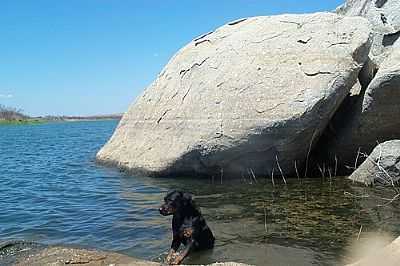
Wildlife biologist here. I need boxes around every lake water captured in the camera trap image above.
[1,120,400,266]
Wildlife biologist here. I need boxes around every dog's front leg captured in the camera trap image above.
[166,237,181,264]
[166,249,176,265]
[170,240,194,265]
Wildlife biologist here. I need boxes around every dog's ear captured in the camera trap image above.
[182,192,193,206]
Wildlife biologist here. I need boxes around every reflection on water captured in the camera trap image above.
[1,121,400,266]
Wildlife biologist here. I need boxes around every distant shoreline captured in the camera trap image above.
[0,114,122,125]
[1,104,123,125]
[0,118,45,125]
[38,114,123,122]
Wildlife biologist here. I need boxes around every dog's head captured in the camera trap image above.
[159,190,193,216]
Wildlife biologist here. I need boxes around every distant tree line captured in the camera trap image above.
[0,104,29,120]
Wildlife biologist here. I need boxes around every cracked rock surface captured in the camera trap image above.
[97,12,371,178]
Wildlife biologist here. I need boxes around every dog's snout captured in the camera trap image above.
[159,205,167,215]
[159,203,173,216]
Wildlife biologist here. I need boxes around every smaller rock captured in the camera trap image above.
[346,236,400,266]
[349,140,400,186]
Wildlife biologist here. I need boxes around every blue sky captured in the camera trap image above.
[0,0,343,116]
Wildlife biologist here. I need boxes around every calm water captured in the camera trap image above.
[1,120,400,266]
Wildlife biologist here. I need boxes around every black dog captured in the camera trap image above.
[159,190,215,265]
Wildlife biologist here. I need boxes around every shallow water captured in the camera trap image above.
[1,120,400,265]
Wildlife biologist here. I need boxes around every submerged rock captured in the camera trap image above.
[97,12,371,178]
[0,240,44,265]
[349,140,400,186]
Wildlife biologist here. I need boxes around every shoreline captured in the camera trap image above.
[0,240,249,266]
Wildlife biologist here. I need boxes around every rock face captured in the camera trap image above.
[97,12,371,178]
[349,140,400,186]
[310,0,400,175]
[314,40,400,171]
[336,0,400,69]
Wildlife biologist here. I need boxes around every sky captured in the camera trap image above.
[0,0,344,117]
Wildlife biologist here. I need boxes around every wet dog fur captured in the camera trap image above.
[159,190,215,265]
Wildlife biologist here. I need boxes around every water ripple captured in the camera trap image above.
[0,121,169,259]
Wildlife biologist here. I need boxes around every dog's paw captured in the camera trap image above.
[165,251,177,265]
[170,255,184,265]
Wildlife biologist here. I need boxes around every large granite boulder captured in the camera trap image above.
[97,12,371,178]
[337,0,400,69]
[349,140,400,186]
[313,40,400,171]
